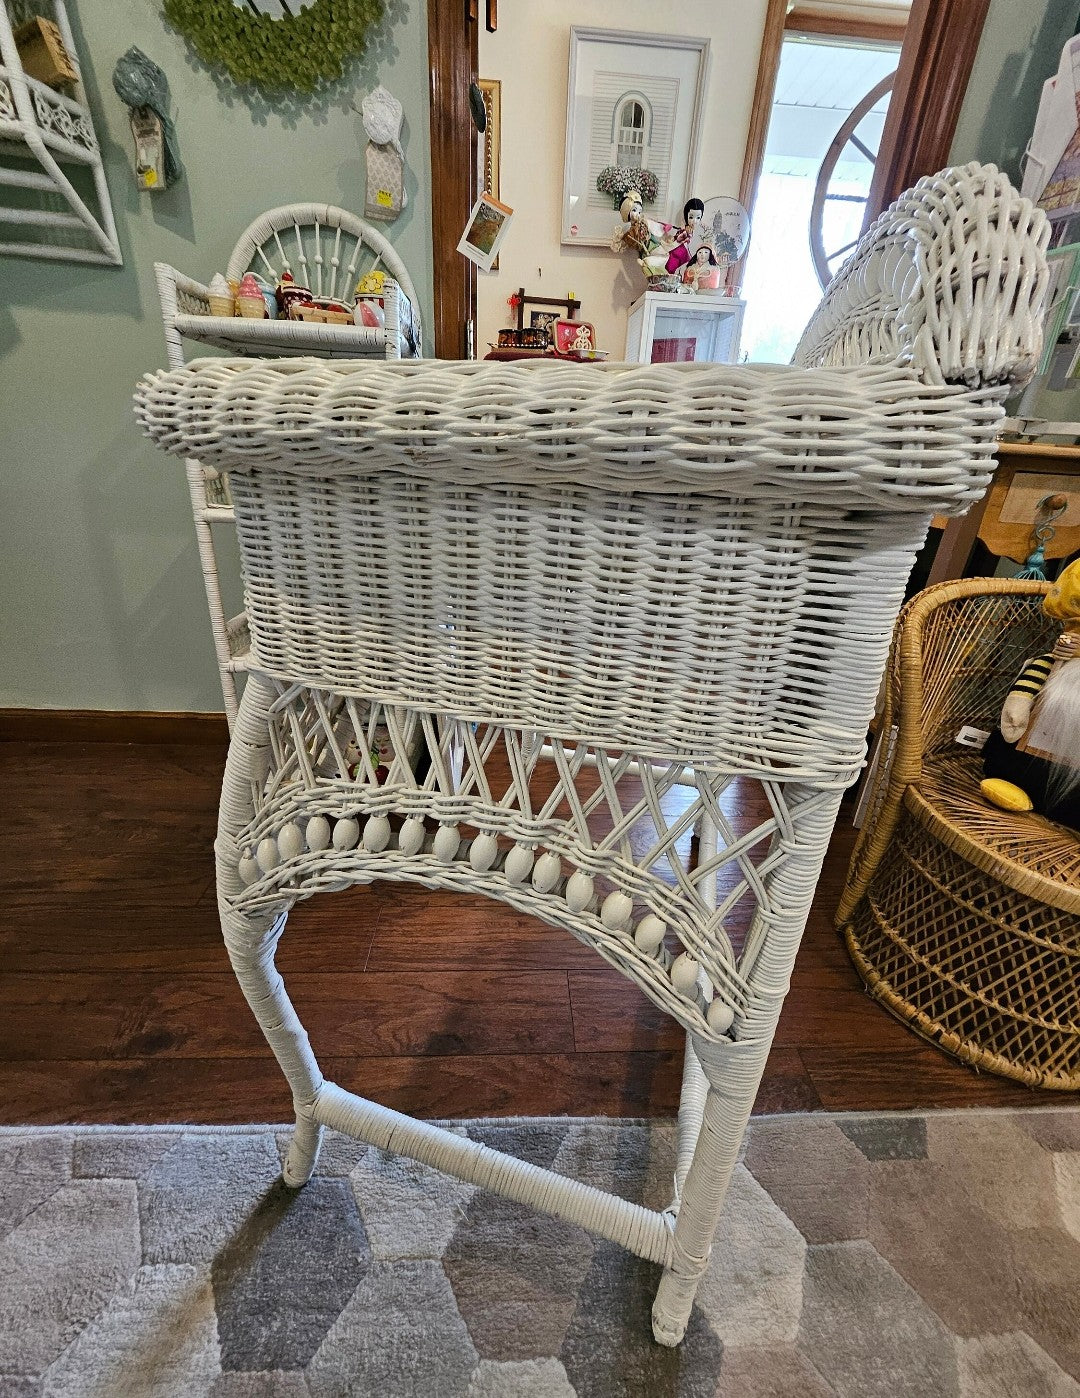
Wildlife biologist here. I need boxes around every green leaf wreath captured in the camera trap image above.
[163,0,384,92]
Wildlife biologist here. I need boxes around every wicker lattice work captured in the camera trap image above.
[838,579,1080,1089]
[137,164,1051,1346]
[223,683,845,1043]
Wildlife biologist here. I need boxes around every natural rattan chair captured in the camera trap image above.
[136,164,1048,1344]
[837,577,1080,1088]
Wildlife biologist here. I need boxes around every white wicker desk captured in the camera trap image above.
[137,165,1048,1345]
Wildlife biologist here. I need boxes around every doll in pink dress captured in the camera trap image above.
[666,198,705,274]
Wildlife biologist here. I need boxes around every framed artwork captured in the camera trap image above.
[457,192,514,272]
[561,27,710,248]
[513,288,581,330]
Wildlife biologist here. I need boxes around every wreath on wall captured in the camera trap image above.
[163,0,384,92]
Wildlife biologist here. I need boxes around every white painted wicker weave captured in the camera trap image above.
[137,165,1048,1345]
[154,203,422,725]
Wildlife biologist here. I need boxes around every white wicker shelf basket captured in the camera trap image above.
[159,269,418,361]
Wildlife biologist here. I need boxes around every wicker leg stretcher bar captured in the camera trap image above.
[136,164,1049,1345]
[837,577,1080,1089]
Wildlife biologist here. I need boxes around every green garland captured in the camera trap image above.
[163,0,384,92]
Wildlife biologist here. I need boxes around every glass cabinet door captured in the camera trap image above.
[649,306,739,363]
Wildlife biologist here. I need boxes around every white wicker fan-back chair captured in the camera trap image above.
[225,202,422,346]
[155,203,423,727]
[137,165,1048,1346]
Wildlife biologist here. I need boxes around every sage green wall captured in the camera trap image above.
[0,0,432,712]
[949,0,1079,184]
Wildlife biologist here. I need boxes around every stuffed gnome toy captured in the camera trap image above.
[981,557,1080,832]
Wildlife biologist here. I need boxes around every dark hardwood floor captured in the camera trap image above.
[0,738,1040,1124]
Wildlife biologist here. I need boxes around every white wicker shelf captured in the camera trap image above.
[0,0,121,264]
[172,313,397,360]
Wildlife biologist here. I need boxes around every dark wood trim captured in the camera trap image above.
[427,0,479,358]
[737,0,789,220]
[785,7,907,44]
[0,709,229,744]
[865,0,991,222]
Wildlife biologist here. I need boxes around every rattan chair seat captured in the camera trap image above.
[909,753,1080,911]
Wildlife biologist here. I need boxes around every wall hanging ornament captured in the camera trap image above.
[360,84,405,221]
[162,0,384,93]
[112,47,182,191]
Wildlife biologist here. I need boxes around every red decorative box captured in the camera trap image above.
[552,320,596,356]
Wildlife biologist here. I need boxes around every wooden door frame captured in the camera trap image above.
[866,0,992,219]
[428,0,992,357]
[427,0,479,358]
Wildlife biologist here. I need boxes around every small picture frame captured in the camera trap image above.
[457,192,514,272]
[529,310,560,333]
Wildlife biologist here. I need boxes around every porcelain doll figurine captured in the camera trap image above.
[610,189,680,280]
[610,189,648,254]
[981,558,1080,830]
[666,198,706,274]
[682,244,722,291]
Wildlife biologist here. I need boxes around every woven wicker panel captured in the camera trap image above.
[226,684,846,1045]
[795,163,1050,388]
[916,593,1061,761]
[836,581,1062,926]
[846,807,1080,1089]
[222,467,928,778]
[135,357,1002,508]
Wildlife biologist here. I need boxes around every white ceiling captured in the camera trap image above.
[775,37,899,114]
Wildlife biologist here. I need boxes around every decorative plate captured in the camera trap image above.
[697,196,751,264]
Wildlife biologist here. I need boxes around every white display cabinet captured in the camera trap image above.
[625,290,744,364]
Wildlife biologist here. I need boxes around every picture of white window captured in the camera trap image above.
[614,94,649,168]
[586,76,679,214]
[563,28,710,247]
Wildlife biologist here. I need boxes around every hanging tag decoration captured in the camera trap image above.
[361,84,406,221]
[112,47,183,192]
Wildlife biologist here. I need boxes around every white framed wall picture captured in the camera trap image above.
[562,27,710,248]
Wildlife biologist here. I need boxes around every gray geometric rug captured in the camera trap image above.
[2,1110,1079,1397]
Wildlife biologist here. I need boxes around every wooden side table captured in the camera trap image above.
[927,440,1080,583]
